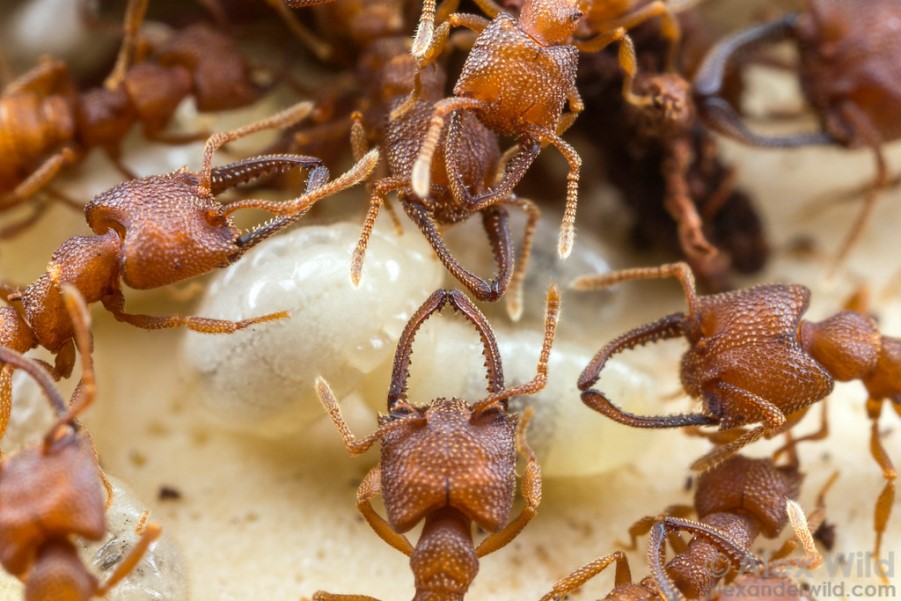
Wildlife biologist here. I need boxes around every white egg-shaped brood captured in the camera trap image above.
[78,477,188,601]
[359,316,656,477]
[179,222,443,437]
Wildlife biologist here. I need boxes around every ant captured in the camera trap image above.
[541,451,826,600]
[0,100,379,435]
[0,0,267,230]
[573,261,901,577]
[575,8,769,291]
[693,0,901,270]
[350,69,540,317]
[409,0,685,260]
[312,284,560,600]
[0,284,162,600]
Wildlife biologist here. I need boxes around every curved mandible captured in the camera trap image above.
[446,289,505,396]
[211,154,329,196]
[648,521,686,601]
[579,312,714,428]
[387,289,452,409]
[693,13,835,148]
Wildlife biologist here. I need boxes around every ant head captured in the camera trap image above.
[24,539,99,601]
[84,172,239,290]
[0,435,107,578]
[520,0,587,45]
[694,455,802,538]
[631,73,694,137]
[377,397,518,533]
[158,24,264,112]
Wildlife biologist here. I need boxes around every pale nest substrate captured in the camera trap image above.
[1,2,901,601]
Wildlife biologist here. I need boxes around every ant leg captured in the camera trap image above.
[412,98,486,198]
[0,148,78,210]
[587,1,681,71]
[413,10,490,64]
[313,593,382,601]
[476,408,540,557]
[572,261,701,320]
[356,465,414,556]
[266,0,333,62]
[102,0,149,90]
[3,57,69,96]
[0,365,12,445]
[866,398,896,582]
[665,138,717,258]
[474,285,560,409]
[773,402,829,461]
[0,350,67,428]
[47,286,97,437]
[501,196,540,322]
[0,201,52,239]
[316,377,424,456]
[617,505,694,551]
[402,202,509,301]
[199,101,315,193]
[828,104,887,274]
[101,287,289,335]
[351,178,408,287]
[769,500,822,571]
[522,125,581,258]
[575,28,649,108]
[95,522,162,595]
[691,383,787,471]
[539,551,632,601]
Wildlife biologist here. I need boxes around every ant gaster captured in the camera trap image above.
[0,285,161,600]
[0,101,379,436]
[312,285,560,600]
[573,261,901,576]
[0,0,266,230]
[693,0,901,269]
[541,452,825,601]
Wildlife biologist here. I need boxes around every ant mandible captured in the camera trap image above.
[541,451,827,600]
[0,284,161,600]
[312,285,559,600]
[349,63,540,317]
[0,100,379,434]
[693,0,901,270]
[573,261,901,575]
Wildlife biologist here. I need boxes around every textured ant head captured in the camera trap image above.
[376,397,517,534]
[520,0,587,45]
[84,171,239,290]
[694,455,802,538]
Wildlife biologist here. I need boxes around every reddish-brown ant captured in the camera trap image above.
[0,101,378,433]
[312,285,559,600]
[0,284,161,600]
[0,0,268,229]
[541,452,826,601]
[573,261,901,576]
[575,8,769,291]
[350,70,540,317]
[693,0,901,269]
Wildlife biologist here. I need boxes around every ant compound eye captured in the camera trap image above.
[391,401,420,418]
[570,11,583,22]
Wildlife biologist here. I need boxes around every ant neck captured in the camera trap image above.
[411,508,477,601]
